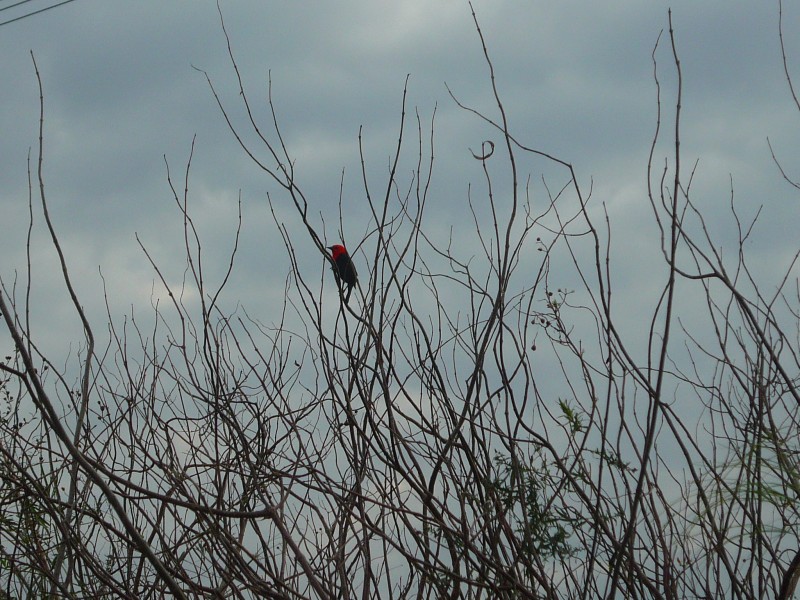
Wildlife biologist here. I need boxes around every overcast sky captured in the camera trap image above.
[1,1,798,363]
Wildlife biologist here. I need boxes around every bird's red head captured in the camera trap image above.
[328,244,348,260]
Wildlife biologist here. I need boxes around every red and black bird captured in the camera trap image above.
[328,244,357,302]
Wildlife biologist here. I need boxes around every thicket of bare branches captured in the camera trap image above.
[1,8,799,600]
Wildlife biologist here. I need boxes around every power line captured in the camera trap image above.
[0,0,80,28]
[0,0,41,14]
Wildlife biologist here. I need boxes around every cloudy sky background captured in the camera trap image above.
[1,1,798,371]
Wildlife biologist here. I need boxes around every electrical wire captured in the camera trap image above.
[0,0,41,13]
[0,0,80,27]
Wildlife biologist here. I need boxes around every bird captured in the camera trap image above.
[328,244,357,302]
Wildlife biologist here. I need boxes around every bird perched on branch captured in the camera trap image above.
[328,244,357,302]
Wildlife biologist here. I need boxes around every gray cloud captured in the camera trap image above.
[1,1,798,361]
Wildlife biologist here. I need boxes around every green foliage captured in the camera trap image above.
[489,451,577,561]
[558,398,583,434]
[0,434,59,597]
